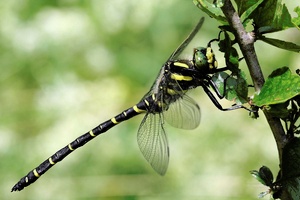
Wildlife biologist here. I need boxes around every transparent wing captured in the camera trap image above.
[145,17,205,99]
[164,94,201,130]
[168,17,204,61]
[137,113,169,175]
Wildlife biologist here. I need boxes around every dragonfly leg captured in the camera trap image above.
[201,76,253,112]
[206,74,229,99]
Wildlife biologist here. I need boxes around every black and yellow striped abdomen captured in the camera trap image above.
[11,97,155,191]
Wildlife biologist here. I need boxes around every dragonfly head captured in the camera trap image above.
[193,47,218,73]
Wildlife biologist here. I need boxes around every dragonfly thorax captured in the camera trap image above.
[146,61,195,114]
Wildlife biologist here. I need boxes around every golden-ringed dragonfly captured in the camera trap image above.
[12,17,248,192]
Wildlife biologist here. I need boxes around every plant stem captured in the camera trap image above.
[221,0,286,167]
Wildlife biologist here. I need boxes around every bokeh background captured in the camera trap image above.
[1,1,299,200]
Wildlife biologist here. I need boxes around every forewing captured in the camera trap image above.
[137,113,169,175]
[169,17,204,61]
[164,94,201,130]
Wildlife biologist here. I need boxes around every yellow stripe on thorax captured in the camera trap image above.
[167,88,187,95]
[167,88,176,95]
[173,62,189,68]
[144,99,150,106]
[171,73,193,81]
[152,94,156,101]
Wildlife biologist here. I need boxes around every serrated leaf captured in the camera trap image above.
[212,71,248,105]
[253,67,300,107]
[228,52,239,68]
[218,31,240,73]
[226,77,241,100]
[235,0,262,16]
[250,0,295,33]
[259,36,300,53]
[193,0,227,24]
[225,75,248,104]
[227,47,239,69]
[212,71,228,96]
[236,0,264,24]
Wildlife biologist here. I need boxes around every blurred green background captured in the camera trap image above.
[1,1,299,200]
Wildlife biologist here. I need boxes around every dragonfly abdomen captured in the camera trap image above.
[11,99,151,192]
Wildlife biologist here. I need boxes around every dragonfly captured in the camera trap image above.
[12,17,248,192]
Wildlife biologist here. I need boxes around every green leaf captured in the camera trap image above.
[250,166,274,186]
[251,166,278,198]
[235,0,265,24]
[253,67,300,107]
[263,102,290,118]
[193,0,227,24]
[258,35,300,53]
[212,71,228,96]
[278,177,300,199]
[275,138,300,199]
[218,31,240,73]
[250,170,267,185]
[259,166,274,186]
[291,6,300,29]
[225,74,248,104]
[235,0,261,16]
[212,71,248,105]
[250,0,295,33]
[281,138,300,180]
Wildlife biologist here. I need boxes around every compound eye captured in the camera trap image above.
[193,47,208,70]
